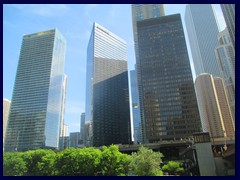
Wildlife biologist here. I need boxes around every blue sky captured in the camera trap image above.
[3,4,226,135]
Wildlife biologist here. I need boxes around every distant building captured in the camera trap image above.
[136,14,202,143]
[69,132,81,148]
[5,29,66,152]
[80,112,86,145]
[3,98,11,150]
[195,73,234,138]
[85,121,92,146]
[185,4,221,77]
[85,22,131,147]
[221,4,235,48]
[130,69,142,144]
[215,28,235,122]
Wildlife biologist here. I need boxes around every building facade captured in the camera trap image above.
[80,112,86,145]
[221,4,235,49]
[85,121,92,147]
[59,74,67,150]
[215,28,235,122]
[195,73,234,138]
[69,132,81,148]
[185,4,221,77]
[85,22,131,147]
[5,29,66,152]
[130,69,142,144]
[3,98,11,150]
[136,14,202,143]
[132,4,165,144]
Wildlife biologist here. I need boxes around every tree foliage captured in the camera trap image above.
[130,146,164,176]
[21,149,56,176]
[3,145,173,176]
[162,161,184,175]
[100,145,131,176]
[3,152,27,176]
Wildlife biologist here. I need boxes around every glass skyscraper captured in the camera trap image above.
[130,68,142,144]
[131,4,165,144]
[185,4,221,77]
[137,14,202,143]
[5,29,66,152]
[215,28,235,122]
[85,22,131,147]
[221,4,235,49]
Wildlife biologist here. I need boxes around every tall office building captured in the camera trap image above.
[195,74,234,138]
[130,69,142,144]
[69,132,80,148]
[132,4,165,144]
[136,14,202,143]
[132,4,165,63]
[80,112,86,145]
[215,28,235,122]
[3,98,11,150]
[85,22,131,147]
[221,4,235,49]
[5,29,66,152]
[185,4,221,77]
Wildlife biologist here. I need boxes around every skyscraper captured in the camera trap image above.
[221,4,235,48]
[3,98,11,150]
[132,4,165,144]
[5,29,66,152]
[195,73,234,138]
[130,68,142,144]
[136,14,202,143]
[80,112,86,145]
[215,28,235,122]
[85,22,131,147]
[185,4,221,77]
[69,132,80,148]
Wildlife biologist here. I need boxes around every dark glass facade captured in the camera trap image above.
[92,57,131,147]
[86,23,131,147]
[137,14,202,143]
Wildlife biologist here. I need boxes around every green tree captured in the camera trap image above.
[37,150,56,175]
[76,147,102,175]
[54,147,102,176]
[21,149,55,175]
[100,145,131,176]
[162,161,184,175]
[3,152,27,176]
[54,148,79,176]
[130,146,164,176]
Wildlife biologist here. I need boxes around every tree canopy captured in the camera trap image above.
[130,146,164,176]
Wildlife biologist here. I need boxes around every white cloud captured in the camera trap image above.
[65,100,85,115]
[11,4,69,17]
